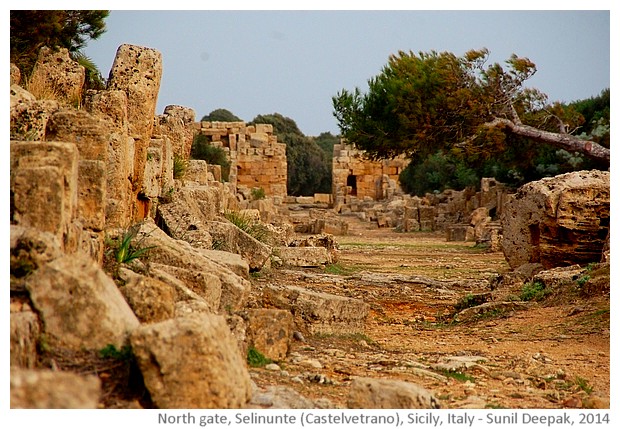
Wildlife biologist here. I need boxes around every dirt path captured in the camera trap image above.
[249,216,610,409]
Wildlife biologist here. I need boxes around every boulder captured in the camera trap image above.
[263,284,369,335]
[10,369,101,409]
[347,377,440,409]
[130,314,252,408]
[207,220,272,271]
[501,170,610,269]
[273,246,330,267]
[10,225,63,291]
[25,254,140,350]
[151,264,221,313]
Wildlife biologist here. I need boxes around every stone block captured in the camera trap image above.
[78,160,106,230]
[274,246,330,267]
[348,377,440,409]
[45,109,109,161]
[10,300,40,369]
[244,309,294,361]
[118,268,176,323]
[130,315,252,408]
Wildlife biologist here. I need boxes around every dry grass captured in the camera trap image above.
[25,67,83,108]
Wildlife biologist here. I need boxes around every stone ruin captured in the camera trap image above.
[193,121,288,199]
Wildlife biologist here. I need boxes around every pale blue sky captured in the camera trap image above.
[82,9,610,136]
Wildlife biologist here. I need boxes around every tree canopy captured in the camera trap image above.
[332,49,609,166]
[10,10,109,77]
[201,108,242,122]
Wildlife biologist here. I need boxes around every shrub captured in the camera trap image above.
[190,134,230,181]
[520,281,549,302]
[247,346,272,367]
[224,210,271,243]
[250,187,266,201]
[172,153,188,179]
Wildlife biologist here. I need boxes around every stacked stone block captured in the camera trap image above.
[194,121,288,198]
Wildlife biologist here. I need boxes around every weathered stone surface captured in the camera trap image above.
[130,314,252,408]
[137,219,250,312]
[248,384,322,409]
[156,196,213,250]
[11,369,101,409]
[454,301,528,323]
[152,264,221,313]
[263,284,369,334]
[45,109,109,161]
[107,44,162,206]
[10,225,63,291]
[347,377,440,409]
[118,268,176,323]
[10,300,40,368]
[200,249,250,280]
[77,160,107,231]
[532,265,584,290]
[142,144,162,198]
[155,105,196,159]
[30,47,85,105]
[501,170,610,269]
[274,246,330,267]
[149,264,217,312]
[25,254,140,350]
[10,141,79,246]
[244,309,294,361]
[207,220,272,271]
[10,84,35,108]
[185,159,211,184]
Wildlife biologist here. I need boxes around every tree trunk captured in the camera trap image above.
[489,118,610,164]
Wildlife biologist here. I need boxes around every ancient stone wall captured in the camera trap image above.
[332,141,409,211]
[194,121,288,198]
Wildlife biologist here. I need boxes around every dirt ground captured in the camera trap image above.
[249,215,610,409]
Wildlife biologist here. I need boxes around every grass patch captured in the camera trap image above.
[224,210,272,243]
[437,368,475,383]
[247,346,272,368]
[324,263,358,276]
[172,153,188,179]
[99,344,133,361]
[574,376,594,394]
[454,293,490,312]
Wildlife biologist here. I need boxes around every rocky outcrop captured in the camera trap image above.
[501,170,610,269]
[130,314,252,408]
[347,377,440,409]
[10,369,101,408]
[244,309,294,361]
[25,254,140,351]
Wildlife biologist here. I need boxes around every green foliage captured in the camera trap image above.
[72,51,106,90]
[250,187,266,201]
[10,10,109,78]
[249,113,332,196]
[172,153,188,179]
[454,293,489,312]
[247,346,272,367]
[520,281,549,302]
[437,369,475,383]
[201,108,242,122]
[190,134,231,181]
[324,263,358,276]
[99,344,133,361]
[574,376,594,395]
[109,225,156,264]
[224,210,272,243]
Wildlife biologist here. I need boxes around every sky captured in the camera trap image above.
[80,7,611,137]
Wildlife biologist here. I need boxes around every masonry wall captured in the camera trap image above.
[194,121,287,198]
[332,141,409,209]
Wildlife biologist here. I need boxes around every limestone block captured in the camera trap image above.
[10,84,35,108]
[263,284,369,335]
[10,300,40,368]
[206,221,271,272]
[142,145,162,198]
[45,109,109,161]
[250,132,269,148]
[118,268,176,323]
[405,218,420,232]
[84,89,129,133]
[79,229,105,265]
[254,123,273,134]
[10,369,101,409]
[10,98,60,141]
[151,264,221,313]
[136,219,250,312]
[347,377,440,409]
[160,105,196,159]
[501,170,610,269]
[208,164,222,182]
[446,224,471,242]
[78,160,106,231]
[10,226,63,291]
[156,199,213,250]
[10,141,79,243]
[104,134,135,228]
[244,309,294,361]
[25,254,140,351]
[130,315,252,408]
[185,159,210,184]
[30,47,85,105]
[200,249,250,280]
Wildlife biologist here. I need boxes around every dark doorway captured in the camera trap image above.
[347,174,357,196]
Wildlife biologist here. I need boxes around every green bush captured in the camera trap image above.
[190,134,230,181]
[247,346,272,367]
[172,153,188,179]
[520,281,550,302]
[250,187,266,201]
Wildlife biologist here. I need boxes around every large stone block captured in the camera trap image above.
[130,315,252,408]
[118,268,176,323]
[25,254,140,350]
[10,300,40,369]
[274,246,331,267]
[77,160,107,231]
[10,141,79,243]
[263,284,369,335]
[244,309,293,361]
[347,377,440,409]
[10,369,101,409]
[45,109,109,161]
[501,170,610,269]
[30,47,85,105]
[206,221,272,271]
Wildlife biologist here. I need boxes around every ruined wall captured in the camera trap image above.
[194,121,287,198]
[332,141,409,211]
